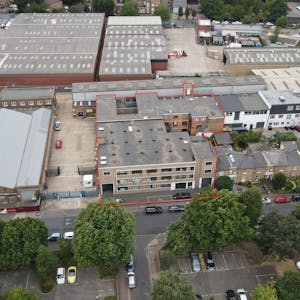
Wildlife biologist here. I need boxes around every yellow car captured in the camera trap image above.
[67,266,77,284]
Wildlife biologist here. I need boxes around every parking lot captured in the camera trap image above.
[46,93,96,193]
[164,28,225,74]
[178,251,276,299]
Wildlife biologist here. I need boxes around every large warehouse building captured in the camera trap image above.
[0,13,105,86]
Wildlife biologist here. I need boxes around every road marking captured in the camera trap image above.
[256,273,276,283]
[222,254,228,269]
[26,272,29,288]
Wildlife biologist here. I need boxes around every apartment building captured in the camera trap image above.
[216,141,300,183]
[0,86,56,109]
[259,90,300,128]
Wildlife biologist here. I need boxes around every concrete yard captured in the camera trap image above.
[164,28,225,74]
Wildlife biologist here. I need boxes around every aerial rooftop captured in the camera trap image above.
[259,90,300,105]
[0,13,104,75]
[0,86,55,100]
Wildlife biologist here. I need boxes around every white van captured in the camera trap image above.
[128,272,136,288]
[63,231,74,240]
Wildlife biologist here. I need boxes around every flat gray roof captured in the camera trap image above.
[218,95,244,112]
[0,86,55,100]
[238,94,269,111]
[224,48,300,65]
[73,75,264,94]
[0,13,104,75]
[0,108,51,189]
[213,132,233,145]
[97,119,195,167]
[191,136,215,159]
[259,90,300,105]
[214,24,262,33]
[100,16,167,77]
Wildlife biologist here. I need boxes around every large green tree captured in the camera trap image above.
[200,0,223,20]
[7,286,41,300]
[92,0,115,16]
[74,202,135,276]
[120,0,139,16]
[251,282,278,300]
[289,203,300,220]
[276,272,300,300]
[154,4,171,21]
[166,190,253,255]
[272,172,287,191]
[255,212,300,259]
[151,271,194,300]
[0,218,48,270]
[215,176,233,191]
[238,187,262,227]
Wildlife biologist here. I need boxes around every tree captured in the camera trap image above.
[120,0,139,16]
[35,245,58,282]
[0,219,5,251]
[178,6,183,18]
[272,172,287,190]
[185,7,190,19]
[159,250,176,271]
[151,271,194,300]
[154,4,171,21]
[238,187,262,227]
[166,190,253,255]
[266,0,287,22]
[7,286,41,300]
[276,271,300,300]
[215,176,233,191]
[199,0,223,20]
[57,238,75,266]
[74,202,135,276]
[0,218,48,270]
[251,282,278,300]
[191,9,196,19]
[276,15,287,28]
[289,203,300,221]
[255,212,300,259]
[92,0,115,16]
[24,2,49,13]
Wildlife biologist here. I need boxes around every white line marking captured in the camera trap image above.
[222,254,228,269]
[26,272,29,288]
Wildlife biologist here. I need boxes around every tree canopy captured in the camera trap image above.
[276,272,300,300]
[272,172,287,191]
[255,212,300,259]
[120,0,139,16]
[0,218,48,270]
[151,271,194,300]
[215,176,233,191]
[251,282,278,300]
[7,286,41,300]
[92,0,115,16]
[74,202,135,276]
[166,190,253,255]
[238,187,262,227]
[154,4,171,21]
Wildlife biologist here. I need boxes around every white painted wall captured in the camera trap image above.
[267,113,300,128]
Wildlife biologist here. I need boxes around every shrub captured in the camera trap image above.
[40,278,55,293]
[159,250,176,271]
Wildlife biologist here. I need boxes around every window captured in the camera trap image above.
[118,187,128,191]
[150,177,157,181]
[132,178,141,183]
[175,175,186,179]
[29,101,34,106]
[132,170,142,174]
[173,114,178,118]
[162,168,172,172]
[147,169,157,173]
[296,105,300,110]
[194,117,199,121]
[173,122,178,126]
[118,179,128,184]
[234,112,240,120]
[226,112,233,116]
[161,183,171,188]
[103,172,111,176]
[146,184,157,189]
[132,186,141,190]
[182,121,188,126]
[20,101,25,106]
[278,115,283,118]
[205,170,212,174]
[287,105,294,111]
[161,176,172,180]
[117,171,127,175]
[176,167,187,171]
[270,115,275,119]
[205,161,213,166]
[37,100,43,105]
[287,114,292,119]
[190,167,194,170]
[46,100,52,105]
[295,114,299,118]
[11,101,17,106]
[2,101,8,107]
[164,122,169,127]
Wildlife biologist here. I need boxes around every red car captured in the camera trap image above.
[274,195,291,203]
[55,140,62,149]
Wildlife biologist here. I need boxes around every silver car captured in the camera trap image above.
[191,253,201,272]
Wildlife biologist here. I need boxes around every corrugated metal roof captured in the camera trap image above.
[107,16,162,26]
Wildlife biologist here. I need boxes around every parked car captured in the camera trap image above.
[296,261,300,270]
[262,197,272,204]
[191,253,201,272]
[67,266,77,284]
[292,194,300,201]
[294,125,300,132]
[226,290,235,300]
[127,271,136,288]
[195,294,203,300]
[54,121,61,131]
[274,195,291,203]
[56,267,65,285]
[237,288,248,300]
[205,252,216,270]
[55,139,62,149]
[144,206,163,214]
[168,205,185,212]
[126,254,134,272]
[172,192,191,200]
[48,232,62,241]
[63,231,74,240]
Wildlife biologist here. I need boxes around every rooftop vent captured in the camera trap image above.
[128,126,133,132]
[100,156,107,160]
[183,140,189,144]
[279,95,285,102]
[189,98,194,101]
[98,127,104,131]
[100,160,107,165]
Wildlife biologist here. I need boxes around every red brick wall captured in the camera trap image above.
[151,61,168,73]
[99,74,153,82]
[0,74,94,86]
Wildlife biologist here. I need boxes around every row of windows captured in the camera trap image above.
[1,99,52,107]
[287,105,300,111]
[165,121,188,127]
[74,101,96,107]
[270,114,299,119]
[244,110,268,115]
[117,174,195,184]
[116,167,196,176]
[118,183,171,191]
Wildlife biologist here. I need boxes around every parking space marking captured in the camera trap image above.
[221,254,228,270]
[256,274,276,284]
[178,256,192,274]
